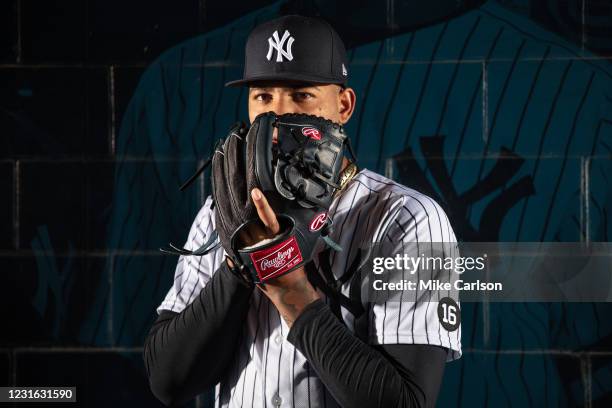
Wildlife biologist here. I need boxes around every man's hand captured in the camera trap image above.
[246,188,320,326]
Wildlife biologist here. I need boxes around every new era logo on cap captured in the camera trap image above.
[226,15,349,87]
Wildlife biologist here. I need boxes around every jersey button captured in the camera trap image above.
[274,334,283,345]
[271,393,282,406]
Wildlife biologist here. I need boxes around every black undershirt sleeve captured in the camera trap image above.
[145,268,448,407]
[287,299,448,408]
[143,263,254,407]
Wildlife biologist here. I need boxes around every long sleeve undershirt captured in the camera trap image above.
[143,263,254,406]
[287,299,447,408]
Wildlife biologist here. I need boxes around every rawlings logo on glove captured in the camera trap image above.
[301,126,322,140]
[309,212,328,232]
[251,236,303,281]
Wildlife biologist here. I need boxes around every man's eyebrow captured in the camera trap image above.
[249,85,321,93]
[249,87,270,93]
[290,85,321,91]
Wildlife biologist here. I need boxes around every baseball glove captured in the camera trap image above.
[161,112,356,284]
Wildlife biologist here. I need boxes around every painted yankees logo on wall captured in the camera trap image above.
[393,136,536,242]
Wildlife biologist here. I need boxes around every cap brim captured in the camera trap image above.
[225,72,347,87]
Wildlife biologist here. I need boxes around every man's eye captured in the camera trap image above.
[293,92,314,101]
[254,93,272,102]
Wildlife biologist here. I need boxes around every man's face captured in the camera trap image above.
[248,81,356,126]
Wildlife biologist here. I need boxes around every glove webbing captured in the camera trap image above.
[159,144,220,256]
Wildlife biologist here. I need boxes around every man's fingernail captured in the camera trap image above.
[252,189,262,200]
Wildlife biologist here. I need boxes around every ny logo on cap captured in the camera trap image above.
[266,30,294,62]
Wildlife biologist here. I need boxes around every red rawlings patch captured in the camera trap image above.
[301,126,322,140]
[250,236,303,281]
[309,212,328,232]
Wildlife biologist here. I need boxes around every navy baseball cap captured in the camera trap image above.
[225,15,349,87]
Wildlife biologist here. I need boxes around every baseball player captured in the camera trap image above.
[144,15,462,408]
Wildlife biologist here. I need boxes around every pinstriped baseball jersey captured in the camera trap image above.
[158,168,462,407]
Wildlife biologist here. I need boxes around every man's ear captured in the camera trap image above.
[338,87,356,125]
